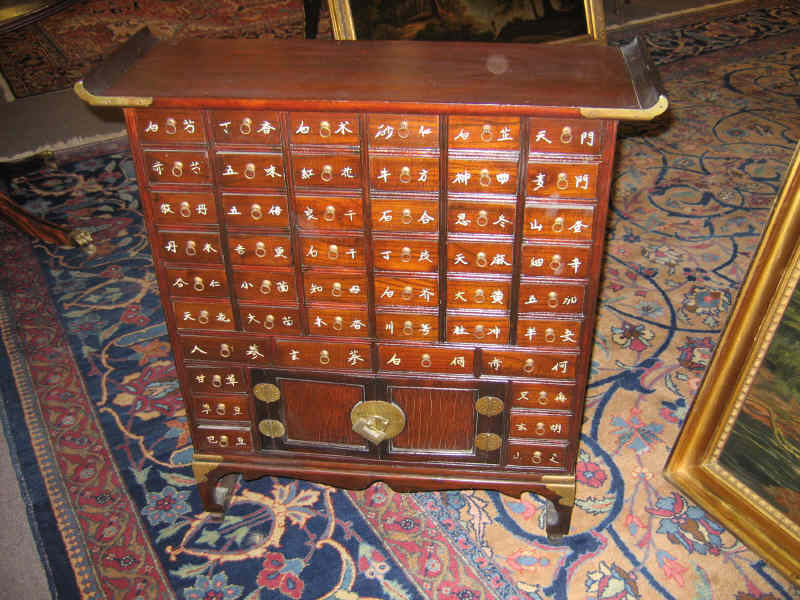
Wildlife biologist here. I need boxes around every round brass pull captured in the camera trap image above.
[536,422,547,435]
[552,216,564,233]
[328,244,339,259]
[323,205,336,221]
[244,163,256,179]
[332,316,344,331]
[401,285,413,300]
[331,282,342,297]
[351,400,406,445]
[260,279,272,295]
[216,403,227,415]
[398,121,410,138]
[401,208,413,224]
[179,201,192,218]
[240,117,253,135]
[481,124,493,142]
[532,451,543,464]
[250,203,263,219]
[474,324,485,339]
[321,164,333,182]
[193,276,205,292]
[399,166,411,184]
[402,320,414,336]
[476,210,489,227]
[255,241,267,258]
[319,349,331,365]
[211,374,223,388]
[254,382,281,403]
[561,126,573,144]
[557,172,569,190]
[538,391,549,405]
[165,118,177,135]
[476,251,488,268]
[523,358,535,374]
[264,314,275,329]
[474,288,486,303]
[547,291,559,308]
[319,120,332,137]
[219,435,229,447]
[198,310,210,325]
[479,169,491,187]
[550,254,563,272]
[219,343,232,358]
[185,240,197,256]
[401,247,412,262]
[420,353,432,368]
[545,328,557,343]
[172,161,183,178]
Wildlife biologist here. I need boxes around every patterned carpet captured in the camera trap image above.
[1,2,800,598]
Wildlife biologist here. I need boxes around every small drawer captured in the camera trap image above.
[447,199,515,235]
[367,114,439,148]
[289,112,360,145]
[144,149,211,185]
[509,412,571,439]
[188,366,247,394]
[210,110,281,145]
[215,152,287,189]
[157,231,224,264]
[304,271,369,304]
[151,191,217,226]
[446,313,510,344]
[446,276,511,310]
[523,202,595,241]
[447,240,514,274]
[510,382,575,411]
[233,268,297,304]
[165,266,229,299]
[273,339,372,371]
[292,153,362,188]
[373,238,438,272]
[240,306,302,335]
[136,109,206,144]
[481,349,577,379]
[517,317,583,349]
[192,394,250,421]
[307,307,369,337]
[520,243,591,278]
[179,335,271,365]
[369,155,439,192]
[222,193,290,228]
[227,234,293,267]
[518,280,588,315]
[529,118,603,155]
[374,274,438,308]
[196,426,253,453]
[506,441,568,471]
[377,311,438,341]
[174,300,235,331]
[300,236,366,268]
[378,344,474,375]
[527,162,599,199]
[371,197,438,233]
[295,194,363,230]
[447,158,518,195]
[449,116,520,151]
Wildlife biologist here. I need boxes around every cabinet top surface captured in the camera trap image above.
[82,33,666,116]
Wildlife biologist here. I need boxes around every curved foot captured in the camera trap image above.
[545,498,573,540]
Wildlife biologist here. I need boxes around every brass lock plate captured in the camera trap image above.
[350,400,406,445]
[254,382,281,403]
[259,419,286,438]
[475,395,504,416]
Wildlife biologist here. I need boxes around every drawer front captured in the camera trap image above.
[367,114,439,148]
[447,158,518,195]
[304,271,369,304]
[157,231,224,264]
[192,394,250,421]
[374,274,438,308]
[292,153,362,188]
[523,202,595,241]
[227,234,293,267]
[527,162,599,199]
[233,268,298,304]
[446,313,510,344]
[165,266,230,299]
[373,238,438,272]
[516,317,583,349]
[144,149,211,185]
[289,112,360,145]
[273,339,372,371]
[210,110,281,145]
[447,240,514,274]
[295,194,364,230]
[300,236,366,268]
[507,441,568,471]
[240,307,302,335]
[518,281,588,315]
[216,152,287,189]
[307,307,370,338]
[446,276,511,310]
[509,412,571,439]
[137,109,206,144]
[222,194,290,228]
[371,197,438,233]
[368,155,439,192]
[195,426,253,453]
[481,349,577,379]
[447,199,516,235]
[377,311,438,341]
[188,366,247,394]
[179,335,271,365]
[449,116,520,151]
[378,344,474,375]
[510,382,575,411]
[174,300,235,331]
[521,244,592,279]
[151,191,217,226]
[530,118,603,155]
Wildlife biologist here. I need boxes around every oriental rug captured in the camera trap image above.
[1,3,800,599]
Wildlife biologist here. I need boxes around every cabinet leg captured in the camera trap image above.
[545,498,573,540]
[193,457,238,519]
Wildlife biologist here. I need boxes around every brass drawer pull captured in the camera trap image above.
[319,120,332,137]
[255,241,267,258]
[244,163,256,179]
[172,161,183,177]
[211,374,223,388]
[532,451,543,464]
[535,422,547,435]
[260,279,272,294]
[165,118,177,135]
[264,314,275,329]
[481,124,493,142]
[185,240,197,256]
[400,166,411,184]
[328,244,339,259]
[476,210,489,227]
[401,208,413,224]
[420,353,432,368]
[476,251,488,268]
[321,164,333,182]
[319,349,331,365]
[479,169,491,187]
[250,203,263,219]
[545,328,557,343]
[198,310,209,325]
[474,288,486,303]
[561,126,573,144]
[240,117,253,135]
[552,217,564,233]
[324,205,336,221]
[219,343,232,358]
[538,391,549,405]
[331,282,342,297]
[557,172,569,190]
[332,316,344,331]
[402,320,414,336]
[398,121,410,138]
[547,291,559,308]
[401,247,412,262]
[179,201,192,218]
[216,403,227,415]
[401,285,413,300]
[193,276,205,292]
[523,358,535,374]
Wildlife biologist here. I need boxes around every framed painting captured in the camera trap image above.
[665,142,800,586]
[327,0,606,43]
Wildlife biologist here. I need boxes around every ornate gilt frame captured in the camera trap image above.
[665,142,800,586]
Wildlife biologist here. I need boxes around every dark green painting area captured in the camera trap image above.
[719,280,800,527]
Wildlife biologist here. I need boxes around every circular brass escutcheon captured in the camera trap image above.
[254,382,281,403]
[402,320,414,335]
[475,432,502,452]
[474,288,486,303]
[475,395,504,416]
[219,435,229,447]
[536,422,547,435]
[474,324,485,339]
[216,403,227,415]
[550,254,563,272]
[259,419,286,438]
[350,401,406,444]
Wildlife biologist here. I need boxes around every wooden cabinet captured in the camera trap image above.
[77,29,667,538]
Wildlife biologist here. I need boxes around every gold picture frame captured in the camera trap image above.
[665,142,800,586]
[327,0,606,43]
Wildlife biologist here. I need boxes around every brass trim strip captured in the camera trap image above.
[191,454,224,483]
[327,0,357,40]
[541,474,576,506]
[579,93,669,121]
[73,80,153,107]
